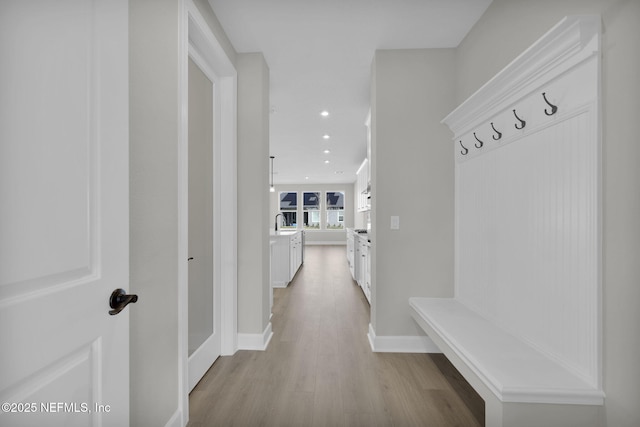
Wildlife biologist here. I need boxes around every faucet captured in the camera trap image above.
[275,213,283,231]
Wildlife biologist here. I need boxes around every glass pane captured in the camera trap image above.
[188,58,214,356]
[282,212,297,228]
[279,192,297,229]
[303,192,320,229]
[280,191,297,210]
[326,192,345,229]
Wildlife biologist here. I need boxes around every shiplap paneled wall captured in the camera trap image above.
[444,16,601,388]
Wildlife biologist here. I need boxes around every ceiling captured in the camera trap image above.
[208,0,493,185]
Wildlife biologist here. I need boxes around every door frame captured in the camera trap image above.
[177,1,238,425]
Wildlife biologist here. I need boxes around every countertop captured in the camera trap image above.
[347,228,370,243]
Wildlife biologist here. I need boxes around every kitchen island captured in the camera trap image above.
[270,230,304,288]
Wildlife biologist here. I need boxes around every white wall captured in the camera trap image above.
[269,183,355,244]
[237,53,271,336]
[129,1,181,425]
[370,49,456,336]
[455,1,640,425]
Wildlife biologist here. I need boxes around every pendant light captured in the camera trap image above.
[269,156,275,192]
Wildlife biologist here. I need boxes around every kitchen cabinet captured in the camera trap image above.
[364,240,371,303]
[356,238,365,287]
[269,240,275,313]
[289,231,303,279]
[348,228,371,304]
[356,236,371,304]
[346,230,355,278]
[271,230,304,288]
[356,159,370,212]
[356,111,372,213]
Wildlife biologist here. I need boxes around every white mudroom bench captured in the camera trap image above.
[409,16,606,427]
[409,297,604,427]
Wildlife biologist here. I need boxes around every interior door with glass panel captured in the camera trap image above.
[188,57,221,391]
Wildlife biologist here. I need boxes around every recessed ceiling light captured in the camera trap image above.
[320,110,329,117]
[323,149,330,154]
[324,160,330,164]
[305,176,310,180]
[322,134,330,140]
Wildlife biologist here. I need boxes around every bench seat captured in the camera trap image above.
[409,297,604,406]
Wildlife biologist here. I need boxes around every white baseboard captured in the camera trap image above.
[367,323,441,353]
[164,408,182,427]
[237,322,273,351]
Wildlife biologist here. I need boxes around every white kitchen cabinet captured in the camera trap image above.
[289,231,303,279]
[356,238,364,287]
[269,240,275,313]
[354,234,371,304]
[356,111,372,213]
[363,239,371,304]
[271,230,304,288]
[347,228,370,303]
[346,229,355,278]
[356,159,370,212]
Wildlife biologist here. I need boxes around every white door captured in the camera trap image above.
[187,57,221,391]
[0,1,130,426]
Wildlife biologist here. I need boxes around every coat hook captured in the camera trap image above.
[473,132,484,148]
[490,122,502,140]
[513,109,526,129]
[542,92,558,116]
[459,140,468,155]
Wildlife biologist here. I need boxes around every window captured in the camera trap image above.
[303,192,320,229]
[326,191,345,229]
[279,192,297,229]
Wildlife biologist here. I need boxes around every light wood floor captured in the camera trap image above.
[188,245,484,427]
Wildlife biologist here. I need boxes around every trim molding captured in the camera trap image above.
[164,408,182,427]
[442,15,600,138]
[367,323,440,353]
[238,322,273,351]
[178,2,238,425]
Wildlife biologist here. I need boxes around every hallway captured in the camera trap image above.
[187,245,483,426]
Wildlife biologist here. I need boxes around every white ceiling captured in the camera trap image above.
[208,0,492,185]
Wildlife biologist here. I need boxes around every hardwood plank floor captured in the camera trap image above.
[188,245,484,427]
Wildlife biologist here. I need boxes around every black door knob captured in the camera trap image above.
[109,288,138,315]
